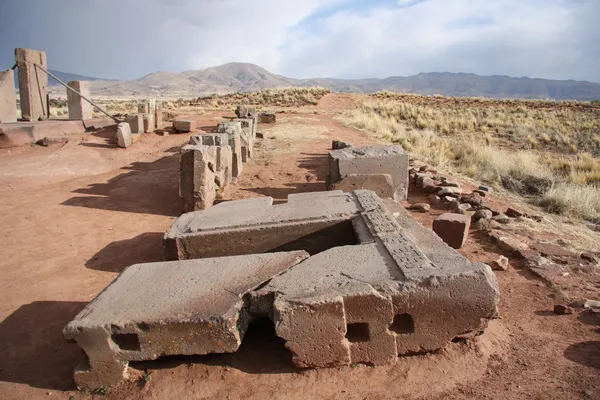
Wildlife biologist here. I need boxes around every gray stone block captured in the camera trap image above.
[180,144,218,212]
[63,251,309,389]
[328,146,410,201]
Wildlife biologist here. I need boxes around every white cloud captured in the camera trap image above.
[278,0,600,82]
[0,0,598,82]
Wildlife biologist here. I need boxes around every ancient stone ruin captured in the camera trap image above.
[328,145,410,201]
[65,190,499,389]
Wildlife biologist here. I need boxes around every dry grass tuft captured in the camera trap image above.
[339,94,600,221]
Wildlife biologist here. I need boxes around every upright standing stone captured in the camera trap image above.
[15,48,48,121]
[116,122,133,148]
[217,122,243,179]
[0,69,17,123]
[126,114,144,134]
[67,81,93,120]
[180,144,218,212]
[155,100,162,129]
[143,113,155,133]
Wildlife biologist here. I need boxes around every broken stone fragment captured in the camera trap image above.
[432,213,471,249]
[553,304,573,315]
[332,140,352,150]
[493,213,510,224]
[409,203,431,213]
[492,256,509,271]
[427,194,441,205]
[473,209,493,221]
[505,207,524,218]
[438,187,462,197]
[479,185,493,193]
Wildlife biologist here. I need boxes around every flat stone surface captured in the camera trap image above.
[179,144,217,212]
[330,173,394,199]
[126,114,144,134]
[64,251,309,389]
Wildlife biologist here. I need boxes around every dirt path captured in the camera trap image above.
[0,99,598,400]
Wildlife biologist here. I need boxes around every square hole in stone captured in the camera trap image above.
[346,323,370,342]
[390,313,415,334]
[111,333,141,351]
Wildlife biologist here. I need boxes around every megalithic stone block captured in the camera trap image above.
[217,122,243,178]
[164,190,499,369]
[180,144,218,212]
[0,69,17,123]
[189,133,232,188]
[15,48,48,121]
[63,251,310,389]
[67,81,93,120]
[328,145,410,201]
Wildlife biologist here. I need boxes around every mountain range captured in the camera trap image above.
[42,62,600,100]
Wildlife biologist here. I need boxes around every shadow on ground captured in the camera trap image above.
[86,232,166,273]
[61,154,181,217]
[0,301,87,390]
[564,341,600,369]
[130,318,298,375]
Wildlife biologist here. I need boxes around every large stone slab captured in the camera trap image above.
[126,114,144,134]
[0,69,17,123]
[63,251,309,389]
[164,190,359,261]
[233,118,255,158]
[328,146,410,201]
[15,48,48,121]
[67,81,93,120]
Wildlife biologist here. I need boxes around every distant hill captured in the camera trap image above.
[42,62,600,100]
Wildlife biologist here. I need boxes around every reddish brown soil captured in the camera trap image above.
[0,95,598,400]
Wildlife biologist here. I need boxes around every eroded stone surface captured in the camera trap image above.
[0,69,17,123]
[180,144,217,212]
[330,173,394,199]
[15,48,47,121]
[63,251,309,389]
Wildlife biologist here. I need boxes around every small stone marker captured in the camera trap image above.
[433,213,471,249]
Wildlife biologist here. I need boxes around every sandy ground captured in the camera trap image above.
[0,95,598,400]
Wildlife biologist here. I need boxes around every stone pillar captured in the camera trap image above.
[180,145,218,212]
[15,48,48,121]
[67,81,93,120]
[0,69,17,123]
[126,114,144,134]
[155,100,162,129]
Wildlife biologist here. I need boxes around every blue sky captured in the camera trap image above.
[0,0,598,82]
